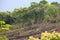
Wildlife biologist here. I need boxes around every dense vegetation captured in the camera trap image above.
[0,0,59,27]
[0,0,60,40]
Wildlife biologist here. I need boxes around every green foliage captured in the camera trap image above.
[51,2,58,5]
[0,36,8,40]
[0,21,11,31]
[40,0,48,4]
[45,7,56,19]
[0,21,5,25]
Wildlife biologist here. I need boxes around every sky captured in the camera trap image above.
[0,0,60,12]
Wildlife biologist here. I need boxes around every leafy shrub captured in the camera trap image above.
[0,21,11,30]
[0,21,11,40]
[28,31,60,40]
[41,31,60,40]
